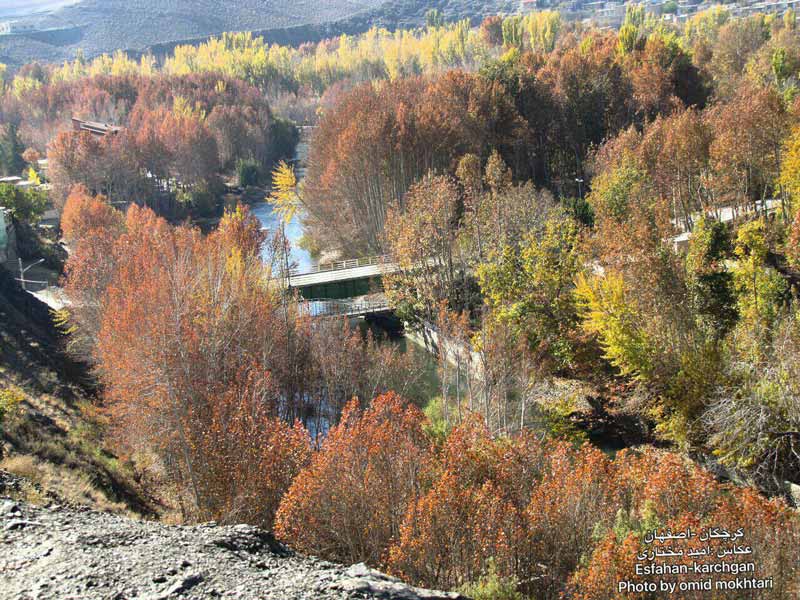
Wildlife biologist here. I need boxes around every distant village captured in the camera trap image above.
[2,0,799,40]
[520,0,800,26]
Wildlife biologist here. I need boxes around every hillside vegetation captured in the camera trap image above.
[0,267,152,515]
[0,0,516,67]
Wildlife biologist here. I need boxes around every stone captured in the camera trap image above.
[1,500,464,599]
[4,518,43,531]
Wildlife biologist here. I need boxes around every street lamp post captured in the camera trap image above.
[17,258,45,291]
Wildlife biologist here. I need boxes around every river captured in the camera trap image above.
[252,126,443,409]
[250,202,315,273]
[252,126,315,273]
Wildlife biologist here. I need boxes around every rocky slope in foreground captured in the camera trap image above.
[0,481,464,600]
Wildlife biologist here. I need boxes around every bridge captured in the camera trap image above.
[288,255,399,301]
[297,297,392,318]
[287,255,398,318]
[289,199,783,317]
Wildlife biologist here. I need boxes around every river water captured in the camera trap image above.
[251,202,314,273]
[252,127,315,273]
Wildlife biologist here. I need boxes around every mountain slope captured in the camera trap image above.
[0,0,518,68]
[0,266,154,516]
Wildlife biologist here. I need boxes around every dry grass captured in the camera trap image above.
[0,454,131,514]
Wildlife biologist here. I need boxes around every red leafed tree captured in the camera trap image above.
[388,421,617,597]
[159,112,220,189]
[95,204,303,525]
[523,442,618,598]
[60,184,123,244]
[47,130,106,208]
[189,369,311,526]
[274,393,433,566]
[303,73,526,255]
[567,450,800,600]
[61,185,125,355]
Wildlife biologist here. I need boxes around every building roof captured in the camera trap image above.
[71,117,124,136]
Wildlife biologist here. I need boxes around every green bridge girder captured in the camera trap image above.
[294,274,384,301]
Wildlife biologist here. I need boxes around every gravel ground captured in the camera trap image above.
[0,493,465,600]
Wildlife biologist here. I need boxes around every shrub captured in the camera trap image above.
[0,183,46,223]
[176,182,219,218]
[0,386,24,430]
[275,393,433,566]
[387,421,614,597]
[458,559,523,600]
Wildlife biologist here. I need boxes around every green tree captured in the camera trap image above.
[779,125,800,211]
[478,212,583,370]
[0,184,47,223]
[586,159,647,223]
[502,16,525,49]
[731,220,788,362]
[686,217,738,339]
[237,158,262,187]
[0,123,25,176]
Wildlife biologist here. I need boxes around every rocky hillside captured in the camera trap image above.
[0,0,518,68]
[0,479,464,600]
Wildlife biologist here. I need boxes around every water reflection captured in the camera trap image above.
[251,202,314,273]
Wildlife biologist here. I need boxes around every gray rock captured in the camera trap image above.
[329,564,467,600]
[0,500,464,599]
[158,573,203,598]
[0,500,20,515]
[4,518,43,531]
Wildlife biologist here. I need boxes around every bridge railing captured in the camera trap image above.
[298,298,390,318]
[290,255,390,277]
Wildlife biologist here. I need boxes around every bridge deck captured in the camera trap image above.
[290,262,395,288]
[288,255,398,288]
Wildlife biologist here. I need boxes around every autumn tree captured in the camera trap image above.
[60,184,123,244]
[707,84,789,214]
[303,73,526,255]
[275,393,433,566]
[730,219,789,362]
[389,419,619,599]
[384,173,467,323]
[92,204,306,522]
[480,16,504,47]
[708,15,770,99]
[569,450,800,599]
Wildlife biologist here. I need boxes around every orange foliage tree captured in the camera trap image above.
[275,393,433,566]
[568,450,800,599]
[388,419,618,597]
[95,203,306,525]
[60,184,123,244]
